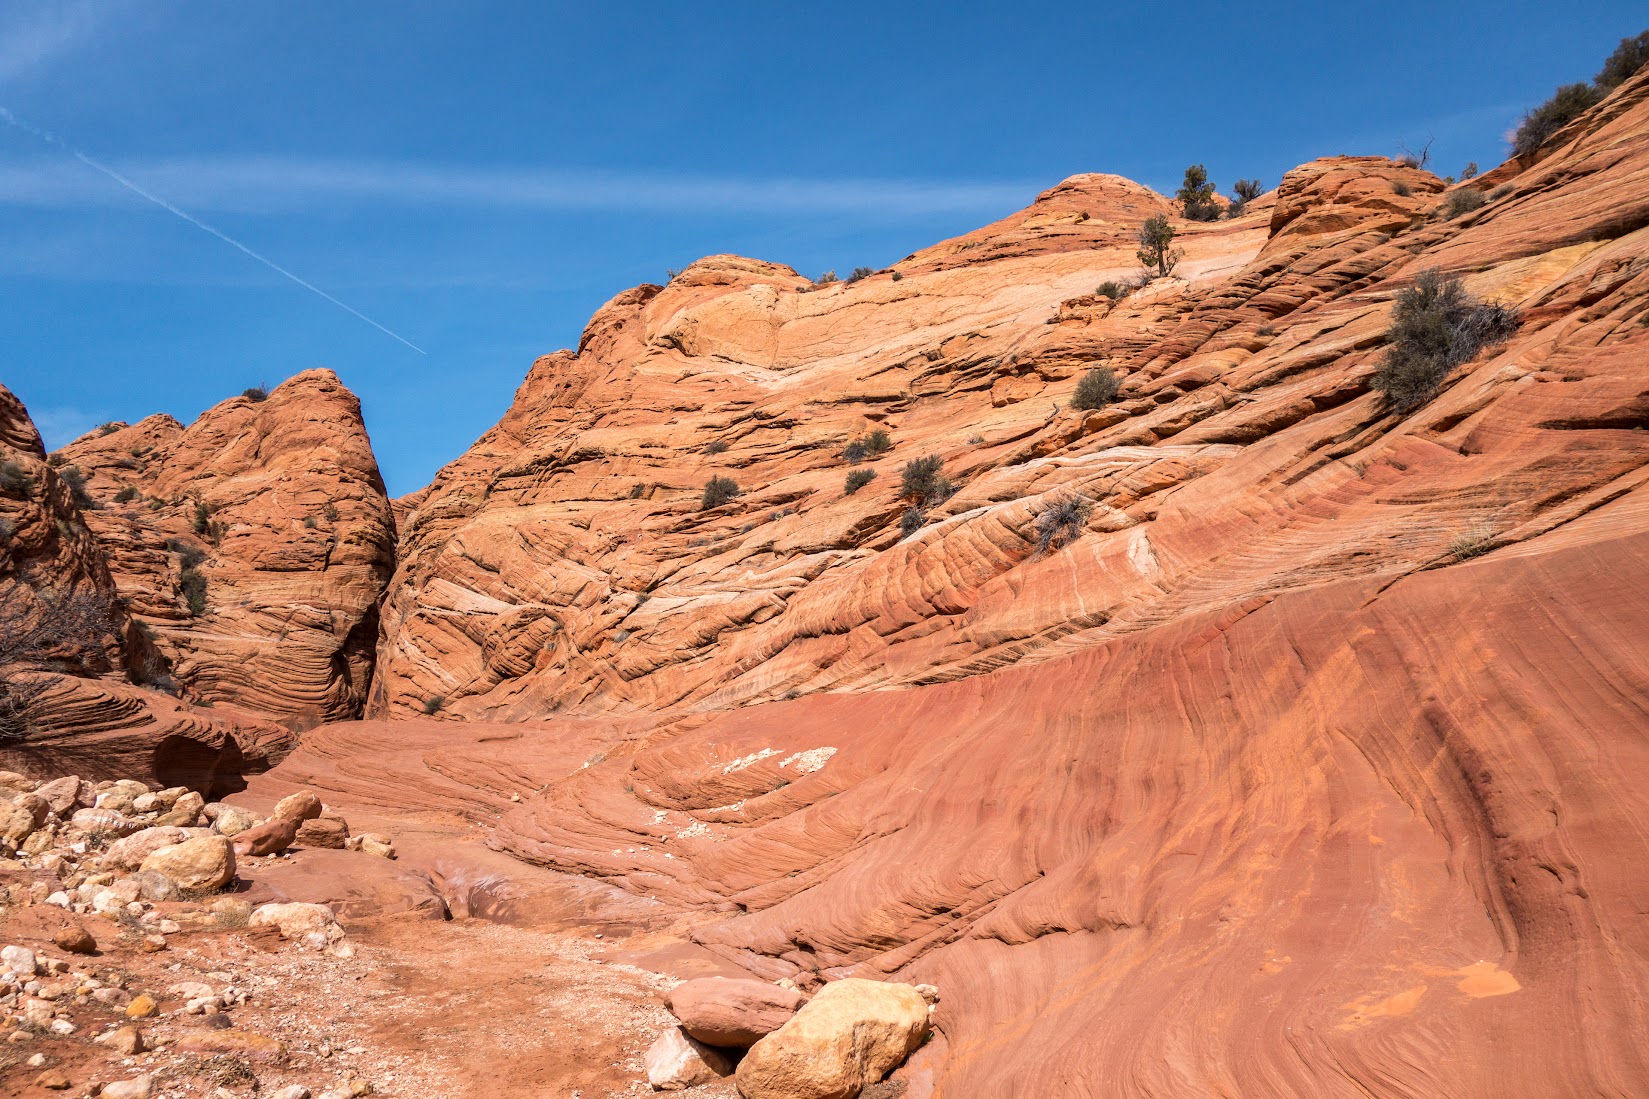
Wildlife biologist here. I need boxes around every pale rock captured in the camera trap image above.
[270,1086,311,1099]
[138,834,235,892]
[34,776,81,815]
[2,944,38,976]
[645,1025,734,1090]
[210,805,257,837]
[102,1075,154,1099]
[133,869,181,902]
[735,979,930,1099]
[248,901,344,944]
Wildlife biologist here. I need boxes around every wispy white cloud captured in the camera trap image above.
[0,1,104,86]
[0,153,1039,217]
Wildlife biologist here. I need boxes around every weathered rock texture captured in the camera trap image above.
[329,68,1649,1097]
[0,384,292,790]
[54,369,396,728]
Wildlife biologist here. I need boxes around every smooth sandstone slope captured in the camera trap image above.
[0,384,291,790]
[54,369,397,728]
[330,69,1649,1097]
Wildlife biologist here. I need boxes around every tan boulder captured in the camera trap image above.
[232,816,296,857]
[101,826,191,871]
[70,807,143,838]
[12,792,49,828]
[295,816,349,849]
[272,790,323,823]
[0,770,36,794]
[154,790,205,826]
[209,804,257,837]
[0,799,36,847]
[248,901,344,946]
[138,834,235,893]
[666,977,804,1048]
[646,1026,735,1090]
[34,776,82,814]
[735,979,929,1099]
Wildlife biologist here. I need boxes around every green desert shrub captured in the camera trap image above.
[179,567,208,616]
[422,695,445,715]
[114,485,139,503]
[0,460,34,497]
[701,476,740,510]
[1233,178,1264,202]
[844,468,877,495]
[845,266,877,283]
[1442,188,1487,220]
[899,456,953,505]
[703,439,729,455]
[1096,280,1127,301]
[1070,367,1120,411]
[813,270,839,287]
[899,506,926,538]
[1513,82,1603,159]
[842,428,892,464]
[242,385,269,402]
[1371,269,1520,414]
[1035,496,1094,552]
[57,466,95,509]
[1595,30,1649,92]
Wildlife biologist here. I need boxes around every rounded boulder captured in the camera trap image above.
[735,979,929,1099]
[138,834,236,893]
[666,977,804,1048]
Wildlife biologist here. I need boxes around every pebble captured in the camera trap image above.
[125,992,158,1018]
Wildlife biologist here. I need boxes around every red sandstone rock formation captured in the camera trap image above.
[54,370,396,728]
[328,67,1649,1096]
[0,385,292,791]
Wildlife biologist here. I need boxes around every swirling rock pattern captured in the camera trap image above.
[344,69,1649,1096]
[53,369,396,727]
[0,384,294,789]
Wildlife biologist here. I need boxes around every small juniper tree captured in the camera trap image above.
[1071,367,1120,411]
[1233,179,1264,202]
[1137,215,1181,279]
[1176,164,1220,221]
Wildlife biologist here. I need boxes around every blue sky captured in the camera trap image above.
[2,1,1643,495]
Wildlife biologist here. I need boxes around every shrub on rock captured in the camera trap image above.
[1371,269,1519,414]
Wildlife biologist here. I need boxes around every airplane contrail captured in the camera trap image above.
[0,106,426,355]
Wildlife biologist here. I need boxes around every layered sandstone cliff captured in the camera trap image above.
[54,370,397,728]
[0,384,292,791]
[325,67,1649,1097]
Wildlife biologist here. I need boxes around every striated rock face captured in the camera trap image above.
[54,369,396,728]
[0,385,294,791]
[325,67,1649,1097]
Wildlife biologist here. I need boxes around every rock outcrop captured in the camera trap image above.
[52,370,395,729]
[0,385,293,790]
[336,67,1649,1098]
